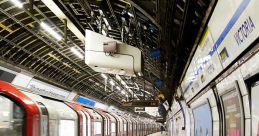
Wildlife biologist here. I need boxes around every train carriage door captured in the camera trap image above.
[37,102,49,136]
[126,118,132,136]
[94,110,108,136]
[105,113,116,136]
[0,95,26,136]
[87,109,102,136]
[120,117,127,136]
[80,111,87,136]
[0,81,40,136]
[251,80,259,136]
[66,102,91,136]
[132,120,136,136]
[83,111,92,136]
[135,121,138,136]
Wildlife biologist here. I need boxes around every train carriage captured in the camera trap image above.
[0,80,161,136]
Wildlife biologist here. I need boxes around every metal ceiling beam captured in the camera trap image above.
[75,0,96,31]
[105,0,121,31]
[0,0,162,104]
[41,0,85,42]
[125,0,162,30]
[0,7,118,102]
[32,3,124,100]
[0,36,81,85]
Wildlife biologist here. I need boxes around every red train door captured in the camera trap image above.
[0,81,40,136]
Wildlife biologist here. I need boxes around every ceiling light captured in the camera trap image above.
[103,18,109,26]
[70,47,84,59]
[102,29,107,36]
[109,80,115,86]
[128,89,133,93]
[101,73,108,79]
[121,80,126,85]
[137,72,142,76]
[108,26,112,30]
[127,12,134,17]
[116,75,121,80]
[103,18,112,30]
[11,0,23,8]
[116,86,121,90]
[40,22,62,41]
[89,79,94,82]
[99,10,104,15]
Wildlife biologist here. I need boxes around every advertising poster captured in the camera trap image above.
[251,82,259,136]
[193,103,212,136]
[221,89,243,136]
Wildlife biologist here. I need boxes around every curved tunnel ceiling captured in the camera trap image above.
[0,0,216,114]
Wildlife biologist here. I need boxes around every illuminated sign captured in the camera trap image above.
[76,96,96,107]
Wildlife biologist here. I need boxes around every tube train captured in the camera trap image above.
[0,81,160,136]
[167,0,259,136]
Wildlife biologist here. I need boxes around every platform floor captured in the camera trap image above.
[147,131,167,136]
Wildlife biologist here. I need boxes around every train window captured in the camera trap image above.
[124,123,127,132]
[0,95,25,136]
[94,121,102,135]
[49,119,58,136]
[111,123,116,133]
[59,120,75,136]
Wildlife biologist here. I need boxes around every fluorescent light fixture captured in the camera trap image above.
[115,75,121,80]
[143,25,147,30]
[103,18,109,26]
[116,86,121,90]
[102,29,107,36]
[70,47,84,59]
[109,80,115,86]
[108,26,112,30]
[127,12,134,17]
[11,0,23,8]
[101,73,108,79]
[121,80,126,85]
[103,18,112,30]
[40,22,62,41]
[128,89,133,93]
[99,10,104,15]
[137,72,142,76]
